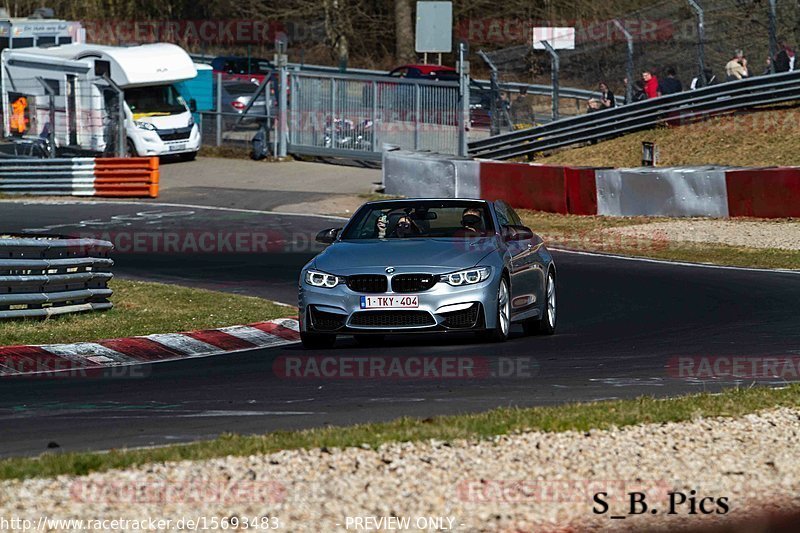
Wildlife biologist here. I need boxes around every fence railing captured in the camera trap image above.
[468,70,800,160]
[0,236,114,319]
[188,53,598,101]
[288,70,463,160]
[197,74,277,156]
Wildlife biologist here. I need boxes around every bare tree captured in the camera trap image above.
[323,0,352,66]
[394,0,415,63]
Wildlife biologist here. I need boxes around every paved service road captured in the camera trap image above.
[156,157,380,211]
[1,201,799,456]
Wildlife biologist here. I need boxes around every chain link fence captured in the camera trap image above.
[478,0,798,97]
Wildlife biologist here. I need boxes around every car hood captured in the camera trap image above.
[313,238,498,275]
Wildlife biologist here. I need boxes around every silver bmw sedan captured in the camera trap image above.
[298,199,556,348]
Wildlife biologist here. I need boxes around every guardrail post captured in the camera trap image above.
[542,41,559,121]
[277,43,289,159]
[414,83,420,150]
[371,80,378,153]
[215,72,223,147]
[687,0,707,87]
[457,41,470,157]
[274,77,281,157]
[330,78,337,149]
[613,20,634,105]
[101,74,126,157]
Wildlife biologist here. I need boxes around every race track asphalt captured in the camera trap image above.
[1,201,799,457]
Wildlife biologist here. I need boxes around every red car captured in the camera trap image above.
[388,64,459,80]
[384,65,493,127]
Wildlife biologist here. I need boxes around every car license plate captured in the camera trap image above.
[360,295,419,309]
[168,143,186,152]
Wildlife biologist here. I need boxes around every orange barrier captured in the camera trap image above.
[93,157,159,198]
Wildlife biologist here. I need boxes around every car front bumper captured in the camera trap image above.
[299,275,499,335]
[131,124,201,156]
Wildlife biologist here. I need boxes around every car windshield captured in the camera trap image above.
[126,84,186,116]
[341,201,494,240]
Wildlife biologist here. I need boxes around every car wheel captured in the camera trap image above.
[354,334,385,346]
[479,277,510,342]
[523,270,556,335]
[180,151,198,162]
[300,331,336,349]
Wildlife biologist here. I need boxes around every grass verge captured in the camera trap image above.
[2,384,800,480]
[0,279,292,346]
[535,105,800,168]
[519,210,800,270]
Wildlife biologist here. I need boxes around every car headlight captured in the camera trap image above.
[305,270,344,288]
[134,121,156,131]
[188,116,195,127]
[440,266,491,286]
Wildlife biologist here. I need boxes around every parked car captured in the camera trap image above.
[218,80,272,127]
[211,56,274,83]
[298,198,557,348]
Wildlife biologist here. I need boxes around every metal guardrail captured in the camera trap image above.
[0,157,159,197]
[468,70,800,160]
[0,236,114,319]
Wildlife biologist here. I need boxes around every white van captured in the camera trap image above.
[1,43,201,159]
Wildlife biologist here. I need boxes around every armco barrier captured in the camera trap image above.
[479,162,569,214]
[0,236,114,319]
[382,151,800,219]
[595,167,730,217]
[383,150,479,198]
[0,157,158,198]
[565,167,598,216]
[725,168,800,218]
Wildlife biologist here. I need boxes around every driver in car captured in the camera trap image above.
[391,214,418,238]
[460,208,484,234]
[376,210,422,238]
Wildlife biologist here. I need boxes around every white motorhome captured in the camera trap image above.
[1,43,200,159]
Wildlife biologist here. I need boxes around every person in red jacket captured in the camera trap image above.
[642,70,659,98]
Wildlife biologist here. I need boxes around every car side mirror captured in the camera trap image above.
[189,98,197,113]
[502,225,534,242]
[315,227,341,244]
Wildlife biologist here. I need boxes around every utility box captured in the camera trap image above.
[642,141,658,166]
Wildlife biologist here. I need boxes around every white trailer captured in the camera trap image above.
[1,43,200,159]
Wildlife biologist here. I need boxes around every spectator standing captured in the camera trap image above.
[762,57,773,75]
[690,68,716,89]
[632,80,647,101]
[642,70,659,98]
[774,40,795,72]
[725,50,749,81]
[511,86,534,127]
[657,67,682,95]
[598,81,615,108]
